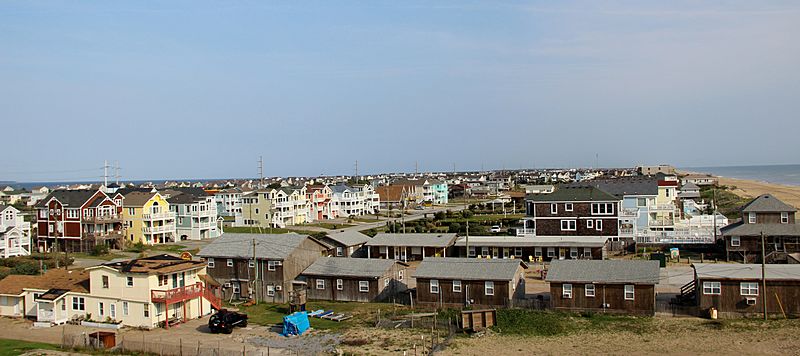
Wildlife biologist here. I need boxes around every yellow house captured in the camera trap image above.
[0,255,219,329]
[122,191,176,245]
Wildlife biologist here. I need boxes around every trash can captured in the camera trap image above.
[650,252,667,268]
[709,308,718,320]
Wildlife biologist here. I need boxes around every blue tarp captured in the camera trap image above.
[281,311,310,336]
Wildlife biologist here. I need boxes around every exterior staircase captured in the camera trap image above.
[673,280,696,305]
[203,287,222,310]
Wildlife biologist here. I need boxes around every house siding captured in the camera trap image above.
[550,282,655,315]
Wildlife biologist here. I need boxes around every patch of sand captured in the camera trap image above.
[717,177,800,210]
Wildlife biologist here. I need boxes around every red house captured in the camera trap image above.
[35,189,123,252]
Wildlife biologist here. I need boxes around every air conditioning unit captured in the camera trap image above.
[602,303,611,308]
[275,285,283,291]
[746,297,757,305]
[223,283,231,288]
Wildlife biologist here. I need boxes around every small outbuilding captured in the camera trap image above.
[299,257,408,302]
[413,257,527,308]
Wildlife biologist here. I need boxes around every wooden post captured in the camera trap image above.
[242,344,246,356]
[180,338,183,356]
[762,231,768,320]
[197,341,201,356]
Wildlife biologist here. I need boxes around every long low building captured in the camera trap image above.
[299,257,408,303]
[413,258,528,309]
[452,236,607,261]
[365,233,458,261]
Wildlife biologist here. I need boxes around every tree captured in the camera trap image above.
[449,222,462,234]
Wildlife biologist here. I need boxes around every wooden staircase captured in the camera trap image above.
[203,287,222,310]
[673,280,696,305]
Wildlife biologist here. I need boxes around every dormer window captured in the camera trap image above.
[781,212,789,224]
[748,212,756,224]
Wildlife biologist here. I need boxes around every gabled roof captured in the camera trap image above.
[0,204,17,214]
[325,230,370,247]
[413,257,527,281]
[365,233,458,248]
[121,191,159,207]
[526,186,618,202]
[96,254,205,275]
[741,194,797,213]
[35,189,100,208]
[301,257,403,278]
[198,233,328,260]
[546,260,660,284]
[720,221,800,237]
[680,182,700,191]
[569,178,658,198]
[0,268,89,296]
[329,184,353,194]
[693,263,800,281]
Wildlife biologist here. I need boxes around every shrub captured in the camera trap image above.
[91,244,109,256]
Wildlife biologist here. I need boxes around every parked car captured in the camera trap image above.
[490,225,501,233]
[208,309,248,334]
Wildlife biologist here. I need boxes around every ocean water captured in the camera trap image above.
[685,164,800,187]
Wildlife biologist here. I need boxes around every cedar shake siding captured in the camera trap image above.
[303,277,403,303]
[691,264,800,318]
[412,258,527,309]
[526,186,620,240]
[549,282,656,315]
[299,257,408,302]
[416,278,524,309]
[722,194,800,263]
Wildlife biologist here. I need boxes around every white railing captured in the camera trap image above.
[635,229,715,244]
[620,208,639,217]
[143,224,176,233]
[142,212,175,220]
[516,228,535,236]
[650,204,676,212]
[196,221,212,229]
[619,227,635,236]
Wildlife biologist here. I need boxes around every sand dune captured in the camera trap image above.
[717,177,800,209]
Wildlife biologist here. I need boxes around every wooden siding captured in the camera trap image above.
[366,246,448,260]
[416,267,525,309]
[742,212,796,224]
[696,279,800,317]
[726,236,800,263]
[454,246,604,261]
[549,282,656,315]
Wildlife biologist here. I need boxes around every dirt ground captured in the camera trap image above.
[442,318,800,356]
[717,176,800,209]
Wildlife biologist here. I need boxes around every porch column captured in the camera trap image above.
[164,302,169,329]
[367,247,371,259]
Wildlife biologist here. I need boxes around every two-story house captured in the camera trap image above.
[121,191,176,245]
[214,187,242,218]
[35,189,123,252]
[198,233,330,302]
[0,205,31,258]
[165,189,220,241]
[570,177,658,242]
[722,194,800,263]
[306,184,335,221]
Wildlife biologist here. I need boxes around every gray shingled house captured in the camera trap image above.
[722,194,800,263]
[198,233,330,302]
[547,260,660,315]
[299,257,408,302]
[319,230,370,257]
[413,257,528,308]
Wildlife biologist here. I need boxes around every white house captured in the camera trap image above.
[0,205,30,258]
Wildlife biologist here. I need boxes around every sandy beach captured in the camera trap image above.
[716,176,800,209]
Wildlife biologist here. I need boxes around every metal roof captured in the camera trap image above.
[413,257,527,281]
[453,236,607,248]
[546,260,660,284]
[365,233,458,248]
[741,194,797,213]
[301,257,400,278]
[198,233,315,260]
[693,263,800,281]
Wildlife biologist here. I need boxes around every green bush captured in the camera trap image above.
[91,244,109,256]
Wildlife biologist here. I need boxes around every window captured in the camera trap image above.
[587,220,593,229]
[562,284,572,298]
[565,203,573,212]
[232,284,240,294]
[159,275,168,286]
[128,208,135,216]
[570,248,578,259]
[110,304,116,319]
[535,248,542,257]
[481,247,489,256]
[550,204,557,214]
[453,280,462,292]
[72,297,85,311]
[740,282,759,296]
[585,284,595,297]
[249,260,255,268]
[359,281,369,292]
[430,280,440,294]
[398,270,404,281]
[748,212,756,224]
[102,275,109,289]
[268,261,277,271]
[267,285,275,296]
[123,302,129,316]
[468,247,476,257]
[98,302,105,316]
[485,281,494,296]
[595,220,602,231]
[703,282,721,295]
[144,304,150,318]
[547,248,555,257]
[560,220,576,231]
[126,276,133,287]
[514,247,522,257]
[624,285,635,300]
[226,259,233,267]
[781,212,789,224]
[637,198,647,207]
[316,279,325,290]
[207,258,215,268]
[731,237,741,247]
[336,279,343,290]
[336,247,343,257]
[591,203,615,215]
[385,278,390,287]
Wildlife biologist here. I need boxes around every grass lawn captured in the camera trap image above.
[439,214,525,224]
[0,339,59,356]
[237,301,411,332]
[222,226,325,237]
[352,217,382,223]
[304,223,356,230]
[70,252,127,261]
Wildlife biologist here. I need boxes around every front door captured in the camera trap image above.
[559,248,566,260]
[503,248,510,259]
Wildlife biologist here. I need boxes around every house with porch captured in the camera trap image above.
[121,191,176,245]
[165,189,220,241]
[452,236,607,261]
[35,189,123,252]
[320,230,370,257]
[722,194,800,263]
[365,233,458,261]
[0,205,31,258]
[525,186,620,243]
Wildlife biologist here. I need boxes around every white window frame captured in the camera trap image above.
[547,248,555,257]
[249,260,255,268]
[535,247,542,257]
[781,212,789,224]
[514,247,522,257]
[570,248,578,259]
[485,281,494,296]
[740,282,758,296]
[562,284,572,299]
[207,258,215,268]
[226,259,233,267]
[468,247,476,257]
[144,304,150,318]
[336,247,344,257]
[731,236,741,247]
[266,285,276,296]
[481,247,489,256]
[122,301,129,316]
[585,284,595,297]
[72,297,85,311]
[748,212,756,224]
[591,203,615,215]
[126,276,134,287]
[596,220,603,231]
[98,302,105,317]
[703,281,721,295]
[430,279,440,294]
[565,203,573,212]
[336,279,343,290]
[624,285,635,300]
[316,279,325,290]
[398,270,404,281]
[268,261,277,271]
[359,280,369,293]
[587,220,593,229]
[550,203,557,214]
[453,280,462,293]
[560,220,576,231]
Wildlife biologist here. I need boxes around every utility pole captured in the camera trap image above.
[415,161,418,176]
[761,230,768,320]
[354,160,359,183]
[103,160,109,188]
[465,191,469,256]
[114,161,121,185]
[253,239,258,304]
[258,156,264,189]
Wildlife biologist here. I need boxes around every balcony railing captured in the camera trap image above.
[649,220,675,227]
[196,221,212,229]
[151,282,203,304]
[620,208,639,217]
[650,204,676,212]
[84,231,124,240]
[516,228,535,236]
[635,229,715,244]
[142,212,175,220]
[143,224,176,233]
[189,210,214,217]
[619,227,635,235]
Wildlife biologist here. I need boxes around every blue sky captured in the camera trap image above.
[2,1,799,182]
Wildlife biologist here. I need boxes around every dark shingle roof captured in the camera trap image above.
[526,186,618,202]
[546,260,660,284]
[198,233,317,260]
[325,230,370,247]
[721,221,800,237]
[366,233,458,248]
[301,257,399,278]
[122,191,158,207]
[741,194,797,213]
[35,189,99,208]
[569,178,658,198]
[693,263,800,281]
[413,257,527,281]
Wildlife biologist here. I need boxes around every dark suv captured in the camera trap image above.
[208,309,248,334]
